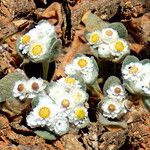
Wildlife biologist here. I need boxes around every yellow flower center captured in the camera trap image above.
[75,108,86,119]
[39,107,51,119]
[105,30,113,36]
[129,66,139,74]
[77,59,88,68]
[114,87,121,94]
[17,83,25,92]
[61,99,70,108]
[31,44,43,56]
[108,104,116,112]
[90,33,100,43]
[115,41,125,52]
[75,92,82,102]
[21,35,30,44]
[64,77,76,84]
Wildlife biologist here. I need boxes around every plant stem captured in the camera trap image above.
[42,60,49,80]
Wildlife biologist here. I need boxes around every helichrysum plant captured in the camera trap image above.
[121,55,150,96]
[98,76,128,119]
[13,77,47,100]
[65,55,99,85]
[16,20,62,79]
[85,23,130,62]
[121,55,150,110]
[25,76,90,139]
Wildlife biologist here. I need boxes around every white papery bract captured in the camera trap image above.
[13,80,28,100]
[101,99,127,119]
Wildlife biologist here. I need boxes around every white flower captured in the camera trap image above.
[122,62,143,81]
[57,77,83,91]
[98,43,112,58]
[27,77,47,98]
[35,21,55,37]
[73,55,94,72]
[101,28,119,43]
[53,116,70,135]
[109,38,129,57]
[65,64,77,76]
[20,34,31,45]
[13,80,28,100]
[81,69,98,84]
[106,85,126,100]
[65,55,99,84]
[71,88,89,105]
[47,82,68,100]
[28,42,47,59]
[26,97,59,128]
[101,99,127,119]
[135,73,150,96]
[69,106,89,128]
[69,106,88,122]
[86,31,102,45]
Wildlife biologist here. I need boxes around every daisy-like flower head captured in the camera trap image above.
[71,88,89,105]
[64,63,77,76]
[53,116,70,135]
[65,55,99,84]
[54,94,75,110]
[27,77,47,98]
[73,55,94,71]
[13,80,28,100]
[86,31,102,45]
[135,74,150,96]
[122,62,143,81]
[35,21,56,37]
[69,106,88,121]
[28,42,47,59]
[47,82,68,100]
[57,76,83,91]
[69,106,89,128]
[110,38,129,57]
[98,43,112,58]
[101,28,119,43]
[106,85,126,100]
[101,99,127,119]
[20,34,31,45]
[26,97,59,128]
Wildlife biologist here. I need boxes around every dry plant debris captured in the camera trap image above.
[0,0,150,150]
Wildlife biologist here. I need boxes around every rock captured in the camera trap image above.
[1,0,36,19]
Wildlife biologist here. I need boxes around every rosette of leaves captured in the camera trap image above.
[122,55,150,96]
[0,72,28,103]
[16,20,62,79]
[0,72,31,117]
[84,13,129,63]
